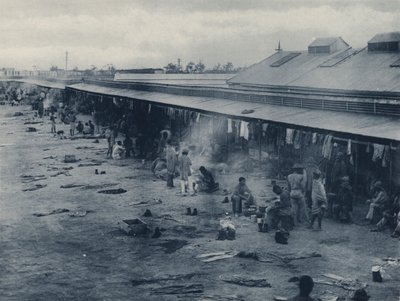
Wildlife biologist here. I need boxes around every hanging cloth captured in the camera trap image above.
[240,121,249,140]
[322,135,333,160]
[312,133,318,144]
[196,113,200,123]
[372,143,385,162]
[382,145,390,167]
[293,130,302,150]
[148,104,152,114]
[228,119,233,133]
[286,128,294,144]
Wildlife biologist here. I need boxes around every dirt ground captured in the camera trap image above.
[0,105,399,301]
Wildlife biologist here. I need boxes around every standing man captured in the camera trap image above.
[69,113,76,136]
[166,139,177,188]
[309,169,327,230]
[178,149,194,196]
[50,114,56,133]
[268,185,292,232]
[287,163,308,225]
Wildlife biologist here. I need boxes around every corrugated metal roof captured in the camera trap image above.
[308,37,347,47]
[368,32,400,43]
[13,79,67,90]
[67,83,400,142]
[228,48,400,93]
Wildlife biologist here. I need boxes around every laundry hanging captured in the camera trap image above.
[312,133,318,144]
[372,143,385,162]
[228,119,233,133]
[382,145,390,167]
[240,121,249,140]
[286,128,294,144]
[293,130,302,150]
[322,135,333,160]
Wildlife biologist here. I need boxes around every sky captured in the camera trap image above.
[0,0,399,70]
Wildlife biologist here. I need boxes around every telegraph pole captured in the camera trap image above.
[65,51,68,71]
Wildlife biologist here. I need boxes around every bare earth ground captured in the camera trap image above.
[0,106,399,301]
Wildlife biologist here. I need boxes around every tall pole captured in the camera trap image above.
[65,51,68,71]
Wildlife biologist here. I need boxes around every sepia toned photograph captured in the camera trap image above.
[0,1,399,300]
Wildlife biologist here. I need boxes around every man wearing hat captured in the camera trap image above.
[309,169,327,230]
[333,176,354,223]
[178,148,194,196]
[365,181,390,223]
[287,163,309,225]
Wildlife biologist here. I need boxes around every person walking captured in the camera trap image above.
[50,114,56,133]
[166,140,177,188]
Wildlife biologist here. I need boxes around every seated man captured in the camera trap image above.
[112,141,125,160]
[333,176,353,223]
[88,120,95,135]
[372,190,400,234]
[365,181,390,224]
[231,177,255,216]
[197,166,219,193]
[287,275,318,301]
[76,121,84,134]
[267,185,292,232]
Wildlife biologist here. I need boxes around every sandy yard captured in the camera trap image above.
[0,105,399,301]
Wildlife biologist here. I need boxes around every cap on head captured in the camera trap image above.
[199,166,206,171]
[239,177,246,182]
[182,149,189,155]
[373,181,383,189]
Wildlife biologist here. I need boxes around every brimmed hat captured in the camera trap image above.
[182,149,189,154]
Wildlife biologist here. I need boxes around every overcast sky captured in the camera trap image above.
[0,0,399,70]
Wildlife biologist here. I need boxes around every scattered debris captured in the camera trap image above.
[26,127,37,132]
[50,171,71,177]
[14,112,23,116]
[196,251,238,263]
[152,227,162,238]
[69,210,92,217]
[314,274,368,291]
[47,166,73,171]
[64,155,78,163]
[371,266,382,282]
[78,163,102,167]
[22,184,47,191]
[273,296,287,301]
[154,239,188,254]
[61,184,85,189]
[100,171,106,174]
[43,156,57,160]
[98,188,127,194]
[33,208,70,217]
[120,218,149,236]
[179,295,245,301]
[80,183,118,190]
[151,284,204,295]
[143,209,152,217]
[266,251,322,264]
[220,275,271,287]
[130,273,198,286]
[20,174,46,183]
[76,146,95,150]
[24,121,42,125]
[319,237,350,245]
[217,219,235,241]
[129,199,162,206]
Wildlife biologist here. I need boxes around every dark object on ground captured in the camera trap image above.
[186,208,192,215]
[14,112,23,116]
[151,284,204,295]
[24,121,42,125]
[275,230,289,244]
[130,273,198,287]
[95,169,99,175]
[22,184,47,191]
[217,228,236,240]
[93,139,99,143]
[192,208,198,216]
[236,251,259,261]
[98,188,127,194]
[64,155,77,163]
[152,227,162,238]
[100,171,106,174]
[20,174,46,183]
[26,127,37,132]
[221,275,271,287]
[371,266,382,282]
[78,163,101,167]
[241,109,255,114]
[60,184,85,189]
[33,208,70,217]
[352,288,370,300]
[222,197,229,203]
[57,130,64,136]
[80,183,118,190]
[121,218,149,236]
[69,210,92,217]
[154,239,188,254]
[288,276,300,282]
[143,209,152,217]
